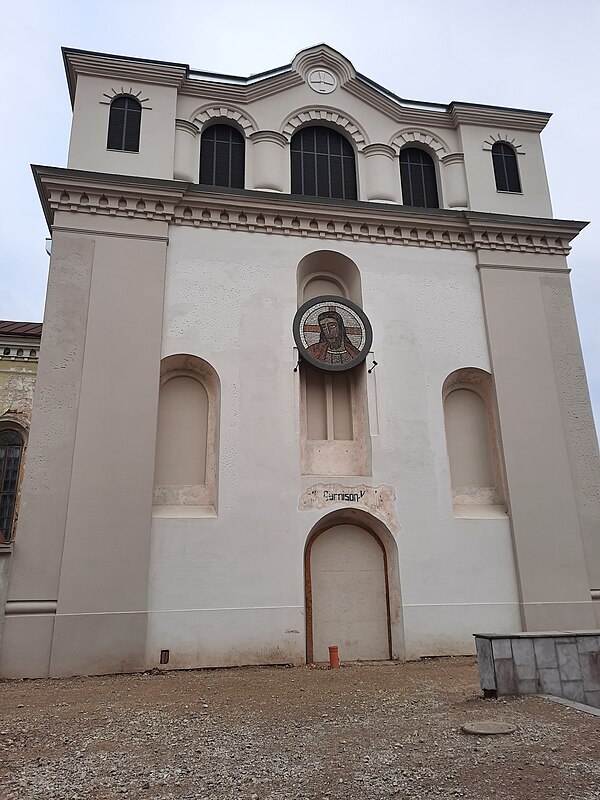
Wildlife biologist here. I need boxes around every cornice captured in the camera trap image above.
[180,72,304,104]
[63,49,187,106]
[32,166,587,259]
[450,103,551,133]
[62,47,553,136]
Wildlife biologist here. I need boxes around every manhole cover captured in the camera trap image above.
[462,721,516,735]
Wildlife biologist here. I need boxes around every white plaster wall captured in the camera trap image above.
[146,227,521,666]
[459,125,552,217]
[67,75,178,179]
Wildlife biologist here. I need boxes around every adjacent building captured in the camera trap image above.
[1,45,599,677]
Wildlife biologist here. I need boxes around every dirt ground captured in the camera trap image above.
[1,657,599,800]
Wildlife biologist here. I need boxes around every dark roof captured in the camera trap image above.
[0,321,43,338]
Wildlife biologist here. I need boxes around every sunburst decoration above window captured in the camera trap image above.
[99,87,152,109]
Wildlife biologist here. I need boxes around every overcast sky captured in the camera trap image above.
[1,0,598,429]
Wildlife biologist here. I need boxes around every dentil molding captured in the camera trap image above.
[35,167,585,258]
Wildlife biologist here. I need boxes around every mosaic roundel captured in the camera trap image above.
[293,295,373,372]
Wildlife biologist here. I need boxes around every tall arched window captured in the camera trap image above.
[0,429,24,543]
[291,126,357,200]
[492,142,521,193]
[107,96,142,152]
[399,147,439,208]
[199,124,245,189]
[153,355,220,515]
[443,369,505,512]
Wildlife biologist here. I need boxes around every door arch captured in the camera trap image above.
[305,522,392,662]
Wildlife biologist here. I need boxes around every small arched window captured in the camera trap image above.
[291,126,357,200]
[0,429,24,543]
[199,124,245,189]
[107,96,142,152]
[400,147,439,208]
[492,142,521,193]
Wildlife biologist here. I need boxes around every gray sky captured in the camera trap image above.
[1,0,598,429]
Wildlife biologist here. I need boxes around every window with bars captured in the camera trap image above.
[291,126,357,200]
[399,147,439,209]
[107,96,142,152]
[492,142,521,193]
[199,124,245,189]
[0,430,24,543]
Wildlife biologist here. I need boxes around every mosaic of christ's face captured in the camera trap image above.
[318,313,343,348]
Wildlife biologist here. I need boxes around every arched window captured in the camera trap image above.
[199,124,245,189]
[492,142,521,193]
[0,429,24,542]
[399,147,439,208]
[291,126,357,200]
[153,355,220,515]
[443,369,505,512]
[107,96,142,152]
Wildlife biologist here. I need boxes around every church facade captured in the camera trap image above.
[1,45,599,677]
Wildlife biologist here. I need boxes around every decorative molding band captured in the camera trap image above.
[441,152,465,166]
[292,45,355,86]
[482,133,526,153]
[34,168,586,259]
[281,106,369,148]
[0,345,39,361]
[390,128,450,156]
[52,225,169,242]
[181,72,305,104]
[450,104,550,133]
[46,187,178,222]
[171,202,575,255]
[363,143,396,160]
[99,87,152,109]
[189,103,258,135]
[477,264,571,274]
[5,600,57,616]
[175,118,199,136]
[249,130,288,147]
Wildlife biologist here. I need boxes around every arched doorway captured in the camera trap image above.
[305,522,392,662]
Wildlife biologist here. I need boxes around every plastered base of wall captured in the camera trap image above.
[404,602,522,659]
[146,607,305,670]
[0,614,55,678]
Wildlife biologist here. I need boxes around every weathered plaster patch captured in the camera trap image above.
[299,483,399,533]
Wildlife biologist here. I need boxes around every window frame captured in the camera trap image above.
[491,141,522,194]
[199,123,246,189]
[290,125,358,201]
[106,95,142,153]
[399,146,440,209]
[0,427,25,544]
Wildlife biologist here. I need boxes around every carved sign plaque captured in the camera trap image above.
[299,483,399,533]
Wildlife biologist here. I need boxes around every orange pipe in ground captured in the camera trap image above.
[328,645,340,669]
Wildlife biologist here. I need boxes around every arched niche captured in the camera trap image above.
[153,354,220,517]
[297,250,362,306]
[442,367,506,513]
[304,508,404,662]
[296,251,370,477]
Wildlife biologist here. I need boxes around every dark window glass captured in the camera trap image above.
[492,142,521,193]
[0,430,24,543]
[400,148,439,208]
[290,126,357,200]
[107,96,142,152]
[199,124,245,189]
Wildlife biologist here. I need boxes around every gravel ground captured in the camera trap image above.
[1,656,599,800]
